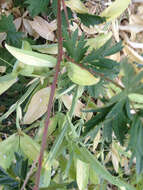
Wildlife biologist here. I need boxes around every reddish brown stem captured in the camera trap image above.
[33,1,63,189]
[61,0,71,36]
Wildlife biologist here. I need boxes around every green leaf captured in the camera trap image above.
[25,0,50,17]
[128,93,143,103]
[86,32,112,52]
[77,13,106,26]
[0,167,19,187]
[5,44,56,68]
[40,167,51,188]
[105,98,128,144]
[76,159,89,190]
[0,134,19,169]
[62,7,73,27]
[103,40,123,56]
[101,0,131,21]
[0,15,22,46]
[121,59,136,89]
[20,132,43,161]
[0,79,39,122]
[65,0,88,14]
[63,29,88,62]
[103,120,113,143]
[32,44,58,55]
[0,73,18,95]
[128,116,143,174]
[66,62,99,86]
[84,105,114,135]
[12,152,28,180]
[73,143,135,190]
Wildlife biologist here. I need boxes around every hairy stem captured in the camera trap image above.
[33,0,63,189]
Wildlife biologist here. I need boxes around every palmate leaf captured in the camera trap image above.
[104,98,129,144]
[63,29,88,62]
[84,104,114,135]
[77,13,106,26]
[0,15,22,46]
[121,60,143,93]
[128,116,143,174]
[82,39,122,78]
[85,97,130,144]
[25,0,50,17]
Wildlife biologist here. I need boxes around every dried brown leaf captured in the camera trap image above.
[29,16,57,41]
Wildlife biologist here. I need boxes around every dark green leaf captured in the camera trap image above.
[0,167,19,187]
[63,29,88,62]
[103,121,113,143]
[103,41,123,56]
[77,13,106,26]
[121,59,136,89]
[12,153,28,180]
[0,15,22,46]
[61,7,73,27]
[84,105,114,135]
[25,0,50,17]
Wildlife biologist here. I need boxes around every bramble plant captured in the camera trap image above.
[1,0,143,190]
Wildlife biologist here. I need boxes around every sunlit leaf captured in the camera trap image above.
[73,143,135,190]
[32,44,58,55]
[0,134,19,169]
[67,62,99,86]
[65,0,88,14]
[0,73,18,96]
[5,44,56,68]
[76,159,89,190]
[86,32,112,52]
[101,0,131,21]
[128,93,143,103]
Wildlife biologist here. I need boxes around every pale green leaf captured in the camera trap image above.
[40,167,51,188]
[128,93,143,103]
[0,134,19,169]
[20,132,41,161]
[5,43,56,68]
[101,0,131,21]
[65,0,88,14]
[67,62,99,86]
[76,159,89,190]
[73,143,135,190]
[86,32,112,52]
[0,73,18,95]
[32,44,58,55]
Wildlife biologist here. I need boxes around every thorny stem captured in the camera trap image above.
[33,0,63,189]
[64,54,124,90]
